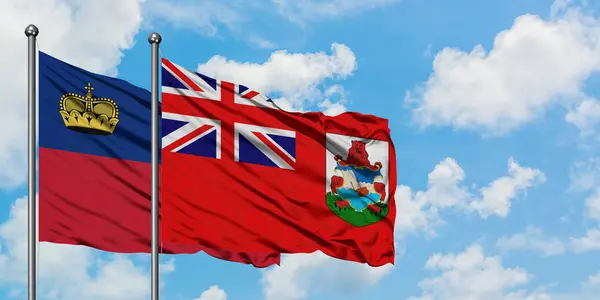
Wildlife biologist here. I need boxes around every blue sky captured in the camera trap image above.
[1,0,600,299]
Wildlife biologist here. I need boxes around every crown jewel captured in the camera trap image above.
[59,82,119,135]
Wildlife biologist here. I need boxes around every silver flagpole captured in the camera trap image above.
[148,32,162,300]
[25,24,39,300]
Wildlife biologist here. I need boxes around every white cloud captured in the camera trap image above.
[160,257,176,275]
[470,158,546,218]
[550,0,575,17]
[571,228,600,252]
[196,43,356,112]
[193,285,228,300]
[0,0,144,188]
[394,186,437,236]
[251,37,277,49]
[570,188,600,253]
[544,269,600,300]
[272,0,399,24]
[496,226,566,256]
[317,85,348,116]
[407,4,600,135]
[587,271,600,287]
[570,157,600,192]
[144,0,398,38]
[565,97,600,137]
[318,99,347,116]
[0,196,150,299]
[396,157,545,237]
[143,0,245,36]
[143,0,278,49]
[144,0,396,48]
[260,252,393,300]
[394,158,468,237]
[419,157,471,209]
[479,185,600,256]
[585,188,600,222]
[409,244,550,300]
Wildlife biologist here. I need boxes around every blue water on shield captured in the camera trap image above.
[337,188,380,211]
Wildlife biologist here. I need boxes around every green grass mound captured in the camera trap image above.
[326,192,389,227]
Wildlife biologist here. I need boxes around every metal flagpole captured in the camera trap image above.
[25,24,39,300]
[148,32,162,300]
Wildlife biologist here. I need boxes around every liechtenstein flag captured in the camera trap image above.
[38,51,279,267]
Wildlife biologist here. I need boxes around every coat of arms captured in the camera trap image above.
[326,135,389,227]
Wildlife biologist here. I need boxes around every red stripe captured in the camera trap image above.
[39,147,280,267]
[220,81,236,161]
[162,59,204,92]
[252,131,295,168]
[242,90,260,99]
[164,124,213,153]
[220,81,236,104]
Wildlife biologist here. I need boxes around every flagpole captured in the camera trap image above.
[25,24,39,300]
[148,32,162,300]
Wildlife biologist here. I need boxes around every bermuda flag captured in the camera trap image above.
[160,58,397,266]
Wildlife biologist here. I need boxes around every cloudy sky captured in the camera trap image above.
[1,0,600,299]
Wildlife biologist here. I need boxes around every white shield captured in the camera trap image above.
[325,133,390,205]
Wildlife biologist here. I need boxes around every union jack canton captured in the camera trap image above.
[160,58,296,170]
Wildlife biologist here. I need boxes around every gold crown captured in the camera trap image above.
[59,82,119,135]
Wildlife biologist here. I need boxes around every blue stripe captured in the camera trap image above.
[238,134,277,168]
[39,51,153,164]
[177,129,218,158]
[162,67,188,90]
[266,134,296,158]
[162,118,186,138]
[197,73,217,91]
